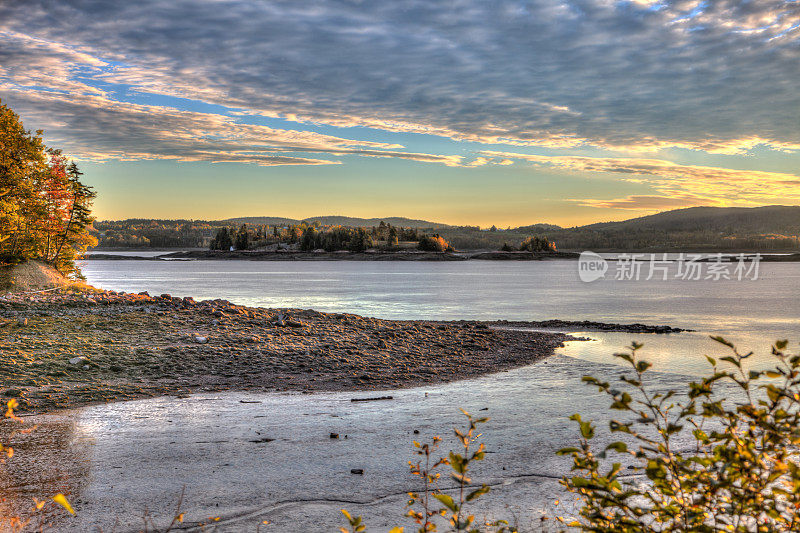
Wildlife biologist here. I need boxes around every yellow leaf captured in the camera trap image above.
[177,513,184,523]
[53,494,75,515]
[34,498,45,510]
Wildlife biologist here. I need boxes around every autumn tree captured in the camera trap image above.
[418,233,453,252]
[0,100,97,277]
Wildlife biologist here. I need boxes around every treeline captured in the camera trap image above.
[93,219,222,248]
[0,101,96,276]
[95,216,800,252]
[432,221,800,252]
[206,220,559,254]
[500,236,557,252]
[209,220,450,252]
[544,229,800,251]
[434,225,559,251]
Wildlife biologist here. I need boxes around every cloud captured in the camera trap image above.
[571,194,712,210]
[481,150,800,207]
[0,63,467,167]
[0,0,797,156]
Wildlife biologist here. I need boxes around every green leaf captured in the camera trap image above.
[710,335,734,348]
[605,441,628,453]
[434,493,458,512]
[556,447,580,455]
[466,485,490,501]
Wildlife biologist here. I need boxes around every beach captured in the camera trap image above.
[1,289,577,413]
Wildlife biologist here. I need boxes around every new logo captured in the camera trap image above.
[578,251,608,282]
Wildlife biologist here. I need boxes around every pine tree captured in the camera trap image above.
[234,224,249,250]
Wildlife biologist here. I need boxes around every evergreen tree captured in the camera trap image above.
[300,226,317,251]
[234,224,249,250]
[387,226,399,247]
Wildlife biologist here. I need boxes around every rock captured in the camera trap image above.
[330,433,339,439]
[285,320,304,328]
[69,356,89,365]
[211,319,220,326]
[194,335,208,344]
[350,469,364,475]
[4,389,22,397]
[138,291,149,296]
[16,317,28,326]
[160,293,171,300]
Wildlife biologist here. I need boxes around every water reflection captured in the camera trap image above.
[557,329,792,376]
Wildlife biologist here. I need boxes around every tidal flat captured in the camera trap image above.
[0,289,575,413]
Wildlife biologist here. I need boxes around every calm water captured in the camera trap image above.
[78,259,799,375]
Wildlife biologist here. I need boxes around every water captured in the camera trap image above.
[9,259,794,528]
[84,250,170,257]
[78,259,800,375]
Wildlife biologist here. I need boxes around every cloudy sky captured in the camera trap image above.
[1,0,798,226]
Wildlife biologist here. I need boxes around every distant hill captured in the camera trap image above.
[223,216,302,226]
[226,215,449,228]
[580,206,800,234]
[514,223,563,233]
[546,206,800,251]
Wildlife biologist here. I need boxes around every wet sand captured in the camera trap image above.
[0,356,696,532]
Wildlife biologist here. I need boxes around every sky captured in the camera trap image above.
[1,0,798,227]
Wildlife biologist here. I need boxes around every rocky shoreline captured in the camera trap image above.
[0,288,690,413]
[0,289,571,413]
[85,250,581,261]
[488,319,691,333]
[83,250,800,261]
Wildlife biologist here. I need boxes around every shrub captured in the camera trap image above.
[518,236,556,253]
[341,411,516,533]
[559,338,800,532]
[418,234,453,253]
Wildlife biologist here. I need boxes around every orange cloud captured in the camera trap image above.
[481,151,800,207]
